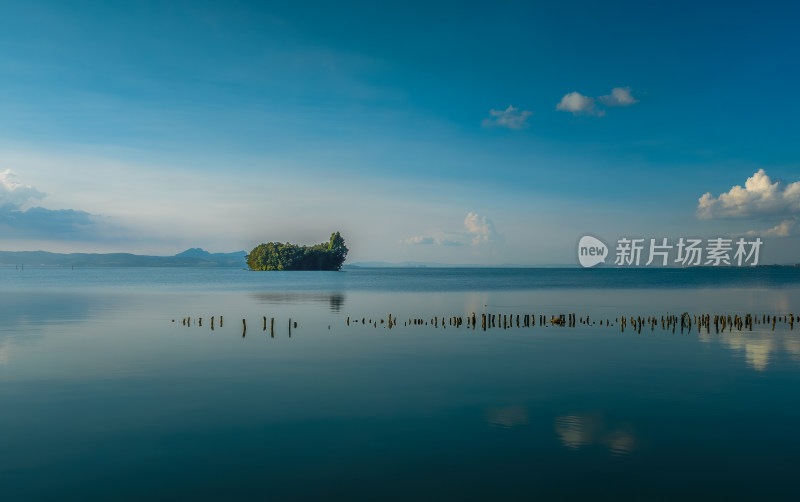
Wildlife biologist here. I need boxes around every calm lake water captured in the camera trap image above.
[2,267,800,501]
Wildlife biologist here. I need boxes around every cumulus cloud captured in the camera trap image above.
[402,212,504,247]
[697,169,800,220]
[598,86,638,107]
[745,220,796,238]
[0,169,45,207]
[482,105,533,129]
[556,87,638,117]
[464,212,503,244]
[556,92,604,116]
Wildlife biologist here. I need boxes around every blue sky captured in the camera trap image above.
[1,0,799,264]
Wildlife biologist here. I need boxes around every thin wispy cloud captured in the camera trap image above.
[556,87,638,116]
[403,212,504,246]
[482,105,533,129]
[403,232,465,246]
[404,235,435,245]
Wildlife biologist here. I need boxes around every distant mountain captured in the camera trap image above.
[174,248,212,258]
[0,249,247,268]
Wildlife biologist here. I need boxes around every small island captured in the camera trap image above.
[246,232,348,271]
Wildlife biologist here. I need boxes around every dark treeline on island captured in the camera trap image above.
[247,232,348,271]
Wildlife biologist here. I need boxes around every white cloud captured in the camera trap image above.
[556,87,639,116]
[745,219,796,238]
[556,92,603,116]
[697,169,800,219]
[0,169,45,208]
[402,212,504,247]
[464,212,503,244]
[598,86,638,107]
[482,105,533,129]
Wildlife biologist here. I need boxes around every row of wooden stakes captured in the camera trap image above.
[345,312,796,335]
[173,315,298,337]
[173,312,797,336]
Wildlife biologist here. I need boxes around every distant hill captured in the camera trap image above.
[174,248,214,258]
[0,249,247,267]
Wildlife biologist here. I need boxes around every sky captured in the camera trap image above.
[1,0,799,265]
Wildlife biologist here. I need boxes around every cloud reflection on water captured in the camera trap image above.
[699,331,800,372]
[554,414,635,456]
[485,406,529,428]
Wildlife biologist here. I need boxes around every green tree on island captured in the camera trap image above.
[246,232,348,271]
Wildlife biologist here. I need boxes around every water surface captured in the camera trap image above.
[1,268,799,500]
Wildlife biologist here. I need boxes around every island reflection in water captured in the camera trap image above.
[251,292,346,312]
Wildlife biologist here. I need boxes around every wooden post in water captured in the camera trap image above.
[242,319,246,337]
